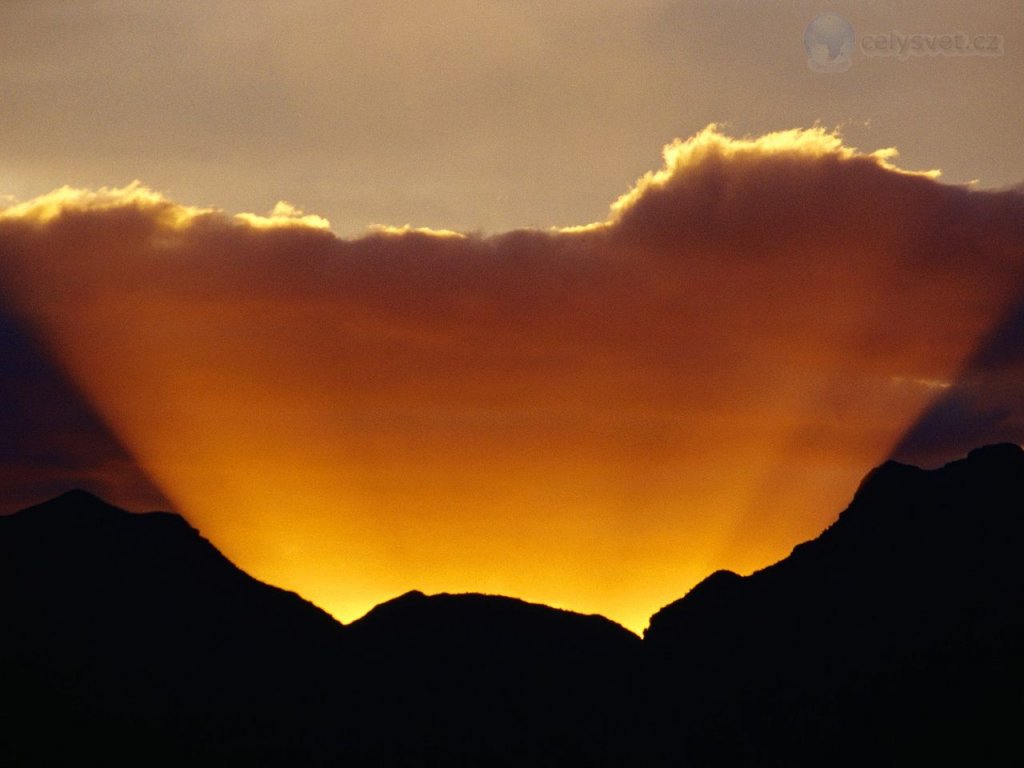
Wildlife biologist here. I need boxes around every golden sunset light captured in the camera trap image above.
[3,124,1022,632]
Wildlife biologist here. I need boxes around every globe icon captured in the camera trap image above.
[804,13,855,72]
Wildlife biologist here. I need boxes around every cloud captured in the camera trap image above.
[0,181,209,227]
[607,124,940,227]
[235,201,332,230]
[366,223,468,239]
[1,125,1022,632]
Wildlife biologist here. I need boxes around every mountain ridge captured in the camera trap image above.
[643,441,1024,766]
[2,443,1022,766]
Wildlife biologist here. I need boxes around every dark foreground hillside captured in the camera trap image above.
[0,491,645,766]
[646,443,1024,767]
[2,445,1022,766]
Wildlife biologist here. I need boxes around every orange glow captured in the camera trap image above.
[2,127,1022,633]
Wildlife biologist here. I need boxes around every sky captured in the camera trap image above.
[1,1,1022,633]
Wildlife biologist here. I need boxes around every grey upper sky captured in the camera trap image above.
[1,0,1021,236]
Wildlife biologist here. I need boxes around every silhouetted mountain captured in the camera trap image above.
[3,446,1022,765]
[0,490,647,765]
[0,489,348,765]
[340,590,645,765]
[645,443,1024,767]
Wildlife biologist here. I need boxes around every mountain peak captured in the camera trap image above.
[851,442,1021,498]
[965,441,1023,464]
[5,488,194,540]
[23,487,117,513]
[849,457,923,499]
[51,487,107,503]
[648,443,1024,641]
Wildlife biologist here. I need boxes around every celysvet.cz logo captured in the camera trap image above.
[861,31,1003,58]
[804,14,855,72]
[805,13,1005,73]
